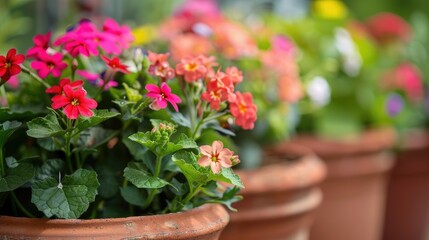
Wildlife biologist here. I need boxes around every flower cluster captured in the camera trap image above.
[0,17,248,220]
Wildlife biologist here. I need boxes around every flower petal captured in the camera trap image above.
[199,145,212,156]
[64,105,79,119]
[212,141,224,154]
[198,155,211,167]
[210,162,221,174]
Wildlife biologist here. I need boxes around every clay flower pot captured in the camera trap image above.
[221,143,326,240]
[383,130,429,240]
[291,128,396,240]
[0,204,228,240]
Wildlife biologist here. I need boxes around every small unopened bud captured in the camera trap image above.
[72,59,79,72]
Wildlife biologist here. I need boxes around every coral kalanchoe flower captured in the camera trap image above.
[146,83,181,112]
[30,52,68,78]
[46,78,84,95]
[51,85,97,119]
[175,56,207,82]
[101,55,130,74]
[147,51,175,81]
[198,140,235,174]
[0,49,25,82]
[198,141,234,174]
[229,91,257,130]
[27,32,51,58]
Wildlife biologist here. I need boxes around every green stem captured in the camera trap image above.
[142,155,163,210]
[0,85,8,107]
[21,65,51,88]
[11,192,36,218]
[95,70,115,100]
[65,135,73,173]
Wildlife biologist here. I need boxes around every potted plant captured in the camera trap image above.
[261,5,419,240]
[0,17,253,239]
[134,1,327,239]
[381,12,429,240]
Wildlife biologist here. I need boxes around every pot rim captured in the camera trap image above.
[0,204,229,239]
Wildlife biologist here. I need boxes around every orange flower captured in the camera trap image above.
[175,56,207,82]
[229,91,257,130]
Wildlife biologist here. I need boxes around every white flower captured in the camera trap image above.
[192,22,213,37]
[307,76,331,107]
[334,28,362,77]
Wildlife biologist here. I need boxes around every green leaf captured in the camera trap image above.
[0,121,22,147]
[168,178,187,196]
[170,112,191,128]
[163,134,198,156]
[34,159,64,182]
[0,163,35,192]
[77,127,117,149]
[97,166,119,199]
[122,134,149,161]
[26,113,64,138]
[5,156,18,168]
[128,132,157,153]
[203,186,242,212]
[123,162,168,189]
[74,110,120,134]
[37,137,64,151]
[123,83,142,102]
[120,185,146,207]
[172,151,208,185]
[210,168,244,189]
[31,169,99,219]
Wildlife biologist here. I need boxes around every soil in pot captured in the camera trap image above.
[291,128,396,240]
[220,143,326,240]
[0,203,229,240]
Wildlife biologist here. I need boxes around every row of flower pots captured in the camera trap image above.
[4,127,428,239]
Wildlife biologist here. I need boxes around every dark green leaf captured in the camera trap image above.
[170,112,191,128]
[37,137,64,151]
[0,163,35,192]
[74,110,120,134]
[0,121,21,147]
[123,162,168,189]
[5,156,18,168]
[97,166,119,199]
[34,159,64,182]
[122,134,149,161]
[26,113,64,138]
[31,169,99,219]
[120,185,146,207]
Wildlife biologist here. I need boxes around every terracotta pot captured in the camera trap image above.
[383,130,429,240]
[0,204,229,240]
[221,143,326,240]
[291,128,396,240]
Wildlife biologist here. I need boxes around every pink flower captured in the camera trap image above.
[169,34,214,60]
[271,35,295,56]
[146,83,181,112]
[229,91,257,130]
[54,22,99,57]
[147,51,175,81]
[278,74,303,103]
[175,56,207,82]
[102,18,134,50]
[51,85,97,119]
[225,66,243,85]
[46,78,84,95]
[175,0,221,19]
[0,49,25,82]
[382,63,424,102]
[76,70,118,90]
[101,55,130,74]
[6,75,19,89]
[27,32,51,58]
[30,52,68,78]
[198,140,235,174]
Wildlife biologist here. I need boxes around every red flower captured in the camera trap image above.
[147,51,175,81]
[225,66,243,85]
[0,49,25,82]
[366,13,411,44]
[175,56,207,82]
[46,78,84,95]
[101,55,130,74]
[229,91,257,130]
[146,83,182,112]
[27,32,51,58]
[30,51,68,78]
[198,140,235,174]
[51,85,97,119]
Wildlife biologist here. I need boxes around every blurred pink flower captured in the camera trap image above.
[27,32,51,58]
[229,91,257,130]
[170,34,214,60]
[175,0,221,19]
[383,63,423,102]
[102,18,134,50]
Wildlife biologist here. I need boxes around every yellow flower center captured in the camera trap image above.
[239,102,247,113]
[185,62,198,71]
[5,62,11,68]
[71,99,79,106]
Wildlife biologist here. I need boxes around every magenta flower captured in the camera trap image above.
[27,32,51,58]
[102,18,134,50]
[198,141,235,174]
[76,70,118,91]
[30,52,68,78]
[145,83,181,112]
[51,85,97,119]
